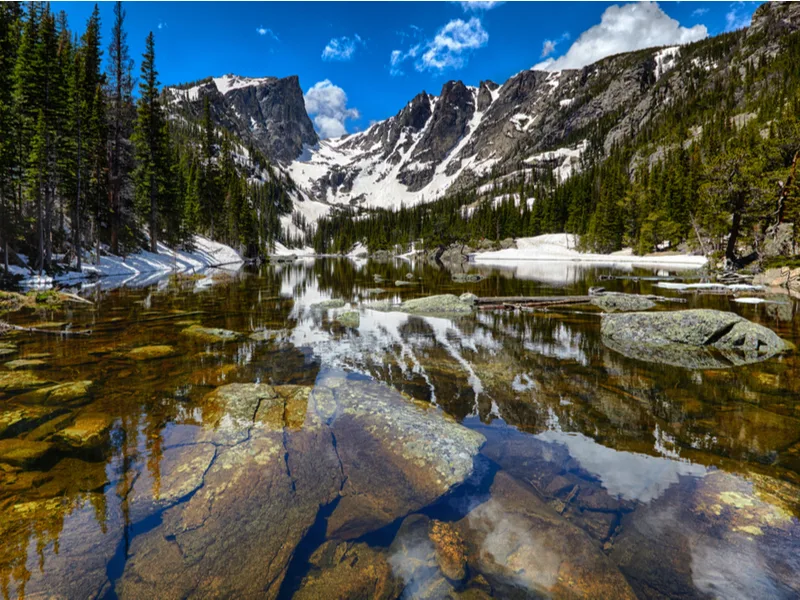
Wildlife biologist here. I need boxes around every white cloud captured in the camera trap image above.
[692,7,709,17]
[304,80,360,139]
[417,17,489,72]
[725,3,754,32]
[541,32,570,58]
[255,25,278,40]
[321,34,364,61]
[157,21,167,30]
[389,44,420,76]
[459,1,503,12]
[533,1,708,71]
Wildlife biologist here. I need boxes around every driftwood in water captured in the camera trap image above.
[476,293,686,311]
[475,295,594,306]
[0,321,92,337]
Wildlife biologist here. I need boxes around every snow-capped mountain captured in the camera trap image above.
[165,2,800,222]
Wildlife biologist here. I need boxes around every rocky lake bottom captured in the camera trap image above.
[0,258,799,599]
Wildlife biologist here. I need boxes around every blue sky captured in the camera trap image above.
[54,1,761,137]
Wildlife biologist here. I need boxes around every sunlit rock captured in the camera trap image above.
[602,309,789,368]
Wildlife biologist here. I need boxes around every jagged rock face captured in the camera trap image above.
[166,74,318,164]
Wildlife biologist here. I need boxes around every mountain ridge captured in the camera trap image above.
[163,1,800,230]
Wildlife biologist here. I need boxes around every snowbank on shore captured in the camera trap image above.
[474,234,707,268]
[272,241,316,257]
[18,236,243,289]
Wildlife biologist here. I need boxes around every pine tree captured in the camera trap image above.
[106,0,134,253]
[132,31,169,253]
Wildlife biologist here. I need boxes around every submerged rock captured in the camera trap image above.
[249,329,288,342]
[294,541,403,599]
[4,358,48,370]
[0,438,54,468]
[363,287,385,295]
[125,345,177,361]
[0,371,52,392]
[0,342,17,357]
[180,324,243,343]
[394,280,418,286]
[429,520,468,581]
[452,273,484,283]
[591,293,656,312]
[319,376,485,539]
[336,311,360,328]
[118,379,484,598]
[601,309,789,368]
[0,404,66,438]
[611,470,800,599]
[455,471,637,599]
[15,380,93,406]
[398,294,474,315]
[53,414,112,451]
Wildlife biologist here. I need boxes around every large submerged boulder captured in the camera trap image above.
[601,309,789,369]
[118,377,484,598]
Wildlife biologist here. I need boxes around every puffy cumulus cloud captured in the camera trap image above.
[418,17,489,71]
[534,2,708,71]
[321,34,364,61]
[458,1,504,12]
[304,80,360,139]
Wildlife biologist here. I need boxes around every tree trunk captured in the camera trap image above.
[75,123,82,272]
[725,201,743,263]
[150,173,157,253]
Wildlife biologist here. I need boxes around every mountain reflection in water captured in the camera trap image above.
[0,258,798,599]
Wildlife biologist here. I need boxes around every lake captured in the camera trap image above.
[1,258,799,599]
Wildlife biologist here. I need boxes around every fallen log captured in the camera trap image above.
[475,295,594,305]
[0,321,92,336]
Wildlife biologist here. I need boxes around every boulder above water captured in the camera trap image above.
[591,293,656,312]
[335,311,360,328]
[601,309,789,369]
[310,299,346,309]
[398,294,474,315]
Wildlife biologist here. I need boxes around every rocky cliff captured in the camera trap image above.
[166,74,318,164]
